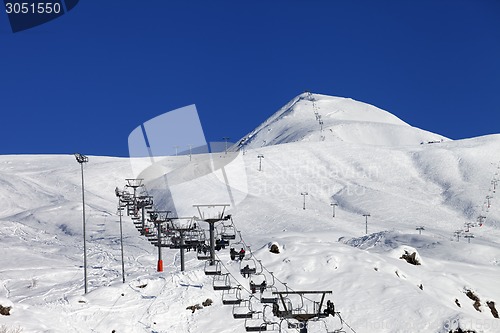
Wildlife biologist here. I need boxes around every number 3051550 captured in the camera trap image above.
[5,2,62,14]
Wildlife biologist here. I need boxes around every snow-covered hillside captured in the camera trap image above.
[1,94,500,333]
[237,93,448,149]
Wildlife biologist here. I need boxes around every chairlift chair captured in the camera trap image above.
[184,230,205,248]
[204,260,222,276]
[196,240,211,260]
[240,257,258,278]
[213,273,232,291]
[145,231,157,240]
[260,286,279,304]
[250,270,266,286]
[245,311,267,332]
[231,230,245,249]
[221,224,236,240]
[233,300,253,319]
[168,235,182,249]
[222,286,243,305]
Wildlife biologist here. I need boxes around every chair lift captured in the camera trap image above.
[184,230,203,249]
[260,285,279,304]
[245,311,267,332]
[145,230,157,240]
[261,305,281,332]
[213,273,232,291]
[221,223,236,240]
[168,234,182,249]
[197,242,212,260]
[196,229,210,260]
[257,270,278,304]
[233,299,253,319]
[204,260,222,275]
[240,257,258,278]
[213,223,230,248]
[231,230,245,250]
[222,286,243,305]
[272,290,333,333]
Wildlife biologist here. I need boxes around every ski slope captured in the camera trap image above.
[1,94,500,333]
[237,93,448,149]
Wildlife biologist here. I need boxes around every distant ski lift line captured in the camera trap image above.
[257,154,264,171]
[301,192,308,210]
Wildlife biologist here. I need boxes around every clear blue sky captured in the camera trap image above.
[1,1,499,157]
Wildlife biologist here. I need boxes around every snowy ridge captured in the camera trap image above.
[238,92,448,149]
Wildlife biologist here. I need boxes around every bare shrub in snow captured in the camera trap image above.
[0,305,11,316]
[486,301,498,318]
[399,250,420,265]
[465,290,481,312]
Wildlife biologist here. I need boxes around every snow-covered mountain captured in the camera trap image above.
[1,94,500,333]
[237,92,448,149]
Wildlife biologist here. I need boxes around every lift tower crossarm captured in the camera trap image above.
[193,204,231,264]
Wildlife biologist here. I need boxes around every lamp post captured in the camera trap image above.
[301,192,308,210]
[363,214,370,235]
[223,137,230,155]
[74,153,89,294]
[330,203,338,218]
[188,144,193,161]
[115,188,126,283]
[258,154,264,171]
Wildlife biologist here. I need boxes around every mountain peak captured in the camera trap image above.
[238,92,448,149]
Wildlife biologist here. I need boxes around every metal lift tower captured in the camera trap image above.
[193,204,231,265]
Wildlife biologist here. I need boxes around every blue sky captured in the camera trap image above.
[1,1,499,157]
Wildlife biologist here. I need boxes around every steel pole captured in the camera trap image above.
[157,222,163,272]
[179,230,185,272]
[141,206,145,235]
[209,222,215,265]
[118,201,125,283]
[80,163,88,294]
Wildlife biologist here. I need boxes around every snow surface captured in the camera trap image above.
[237,93,449,149]
[1,94,500,333]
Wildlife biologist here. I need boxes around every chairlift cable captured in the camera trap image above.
[337,312,357,333]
